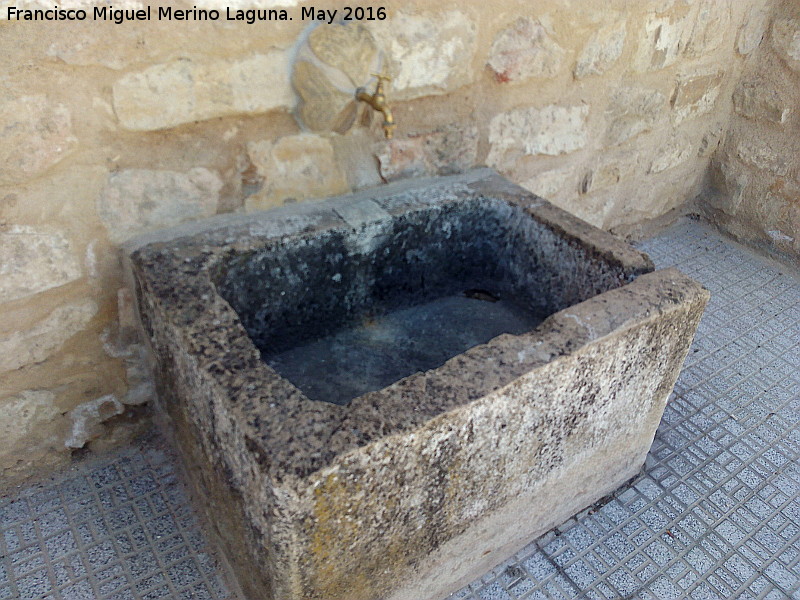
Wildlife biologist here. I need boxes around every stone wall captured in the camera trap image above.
[707,0,800,260]
[0,0,772,481]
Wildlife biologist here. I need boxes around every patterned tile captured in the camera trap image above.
[0,445,234,600]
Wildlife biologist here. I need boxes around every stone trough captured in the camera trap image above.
[125,169,708,600]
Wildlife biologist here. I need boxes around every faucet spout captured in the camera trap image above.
[356,74,396,139]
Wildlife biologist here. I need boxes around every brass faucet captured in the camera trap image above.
[356,74,396,139]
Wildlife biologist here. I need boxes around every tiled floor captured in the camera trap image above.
[0,444,235,600]
[1,219,798,600]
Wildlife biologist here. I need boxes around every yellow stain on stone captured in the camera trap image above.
[308,473,368,598]
[306,470,415,600]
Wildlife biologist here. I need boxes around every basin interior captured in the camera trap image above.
[215,197,613,404]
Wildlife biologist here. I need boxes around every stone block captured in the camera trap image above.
[604,87,666,146]
[328,130,384,191]
[736,140,789,176]
[733,79,791,124]
[684,1,730,58]
[649,137,694,174]
[488,105,589,166]
[520,165,578,202]
[582,152,640,194]
[245,134,349,212]
[123,346,155,406]
[772,18,800,71]
[0,96,77,184]
[698,123,724,157]
[671,71,724,123]
[488,17,565,83]
[292,23,379,134]
[0,391,61,470]
[45,27,143,70]
[0,166,107,231]
[112,52,293,131]
[375,125,479,181]
[0,225,82,304]
[709,157,749,216]
[575,20,626,79]
[553,193,611,230]
[367,11,477,99]
[375,138,427,181]
[101,288,142,359]
[307,23,379,88]
[332,198,390,230]
[737,5,769,55]
[633,12,689,72]
[0,300,98,374]
[292,60,356,134]
[97,168,222,244]
[602,190,663,232]
[65,394,125,449]
[127,169,706,600]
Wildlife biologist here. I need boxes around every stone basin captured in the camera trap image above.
[125,169,708,600]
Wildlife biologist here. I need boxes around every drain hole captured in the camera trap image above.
[463,288,500,302]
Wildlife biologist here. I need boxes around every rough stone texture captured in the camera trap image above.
[649,136,694,174]
[772,17,800,69]
[520,165,578,204]
[99,288,157,408]
[698,123,725,157]
[122,346,156,406]
[367,11,477,99]
[65,394,125,449]
[671,70,724,123]
[737,5,769,55]
[292,60,357,134]
[579,177,693,233]
[574,20,626,79]
[735,139,789,176]
[112,52,293,131]
[0,390,61,471]
[583,152,640,194]
[0,300,98,374]
[307,24,379,88]
[126,170,706,600]
[292,23,379,135]
[244,134,349,212]
[733,77,791,123]
[633,12,689,72]
[684,1,731,58]
[0,225,82,303]
[632,1,733,71]
[97,168,222,243]
[487,17,565,83]
[604,87,666,145]
[329,130,384,191]
[633,2,730,71]
[0,95,77,183]
[375,125,479,182]
[45,28,145,70]
[707,0,800,259]
[488,105,589,165]
[707,158,749,217]
[100,288,139,360]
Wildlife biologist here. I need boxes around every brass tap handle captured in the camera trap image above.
[356,73,396,139]
[370,73,391,93]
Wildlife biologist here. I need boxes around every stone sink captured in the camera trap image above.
[125,169,708,600]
